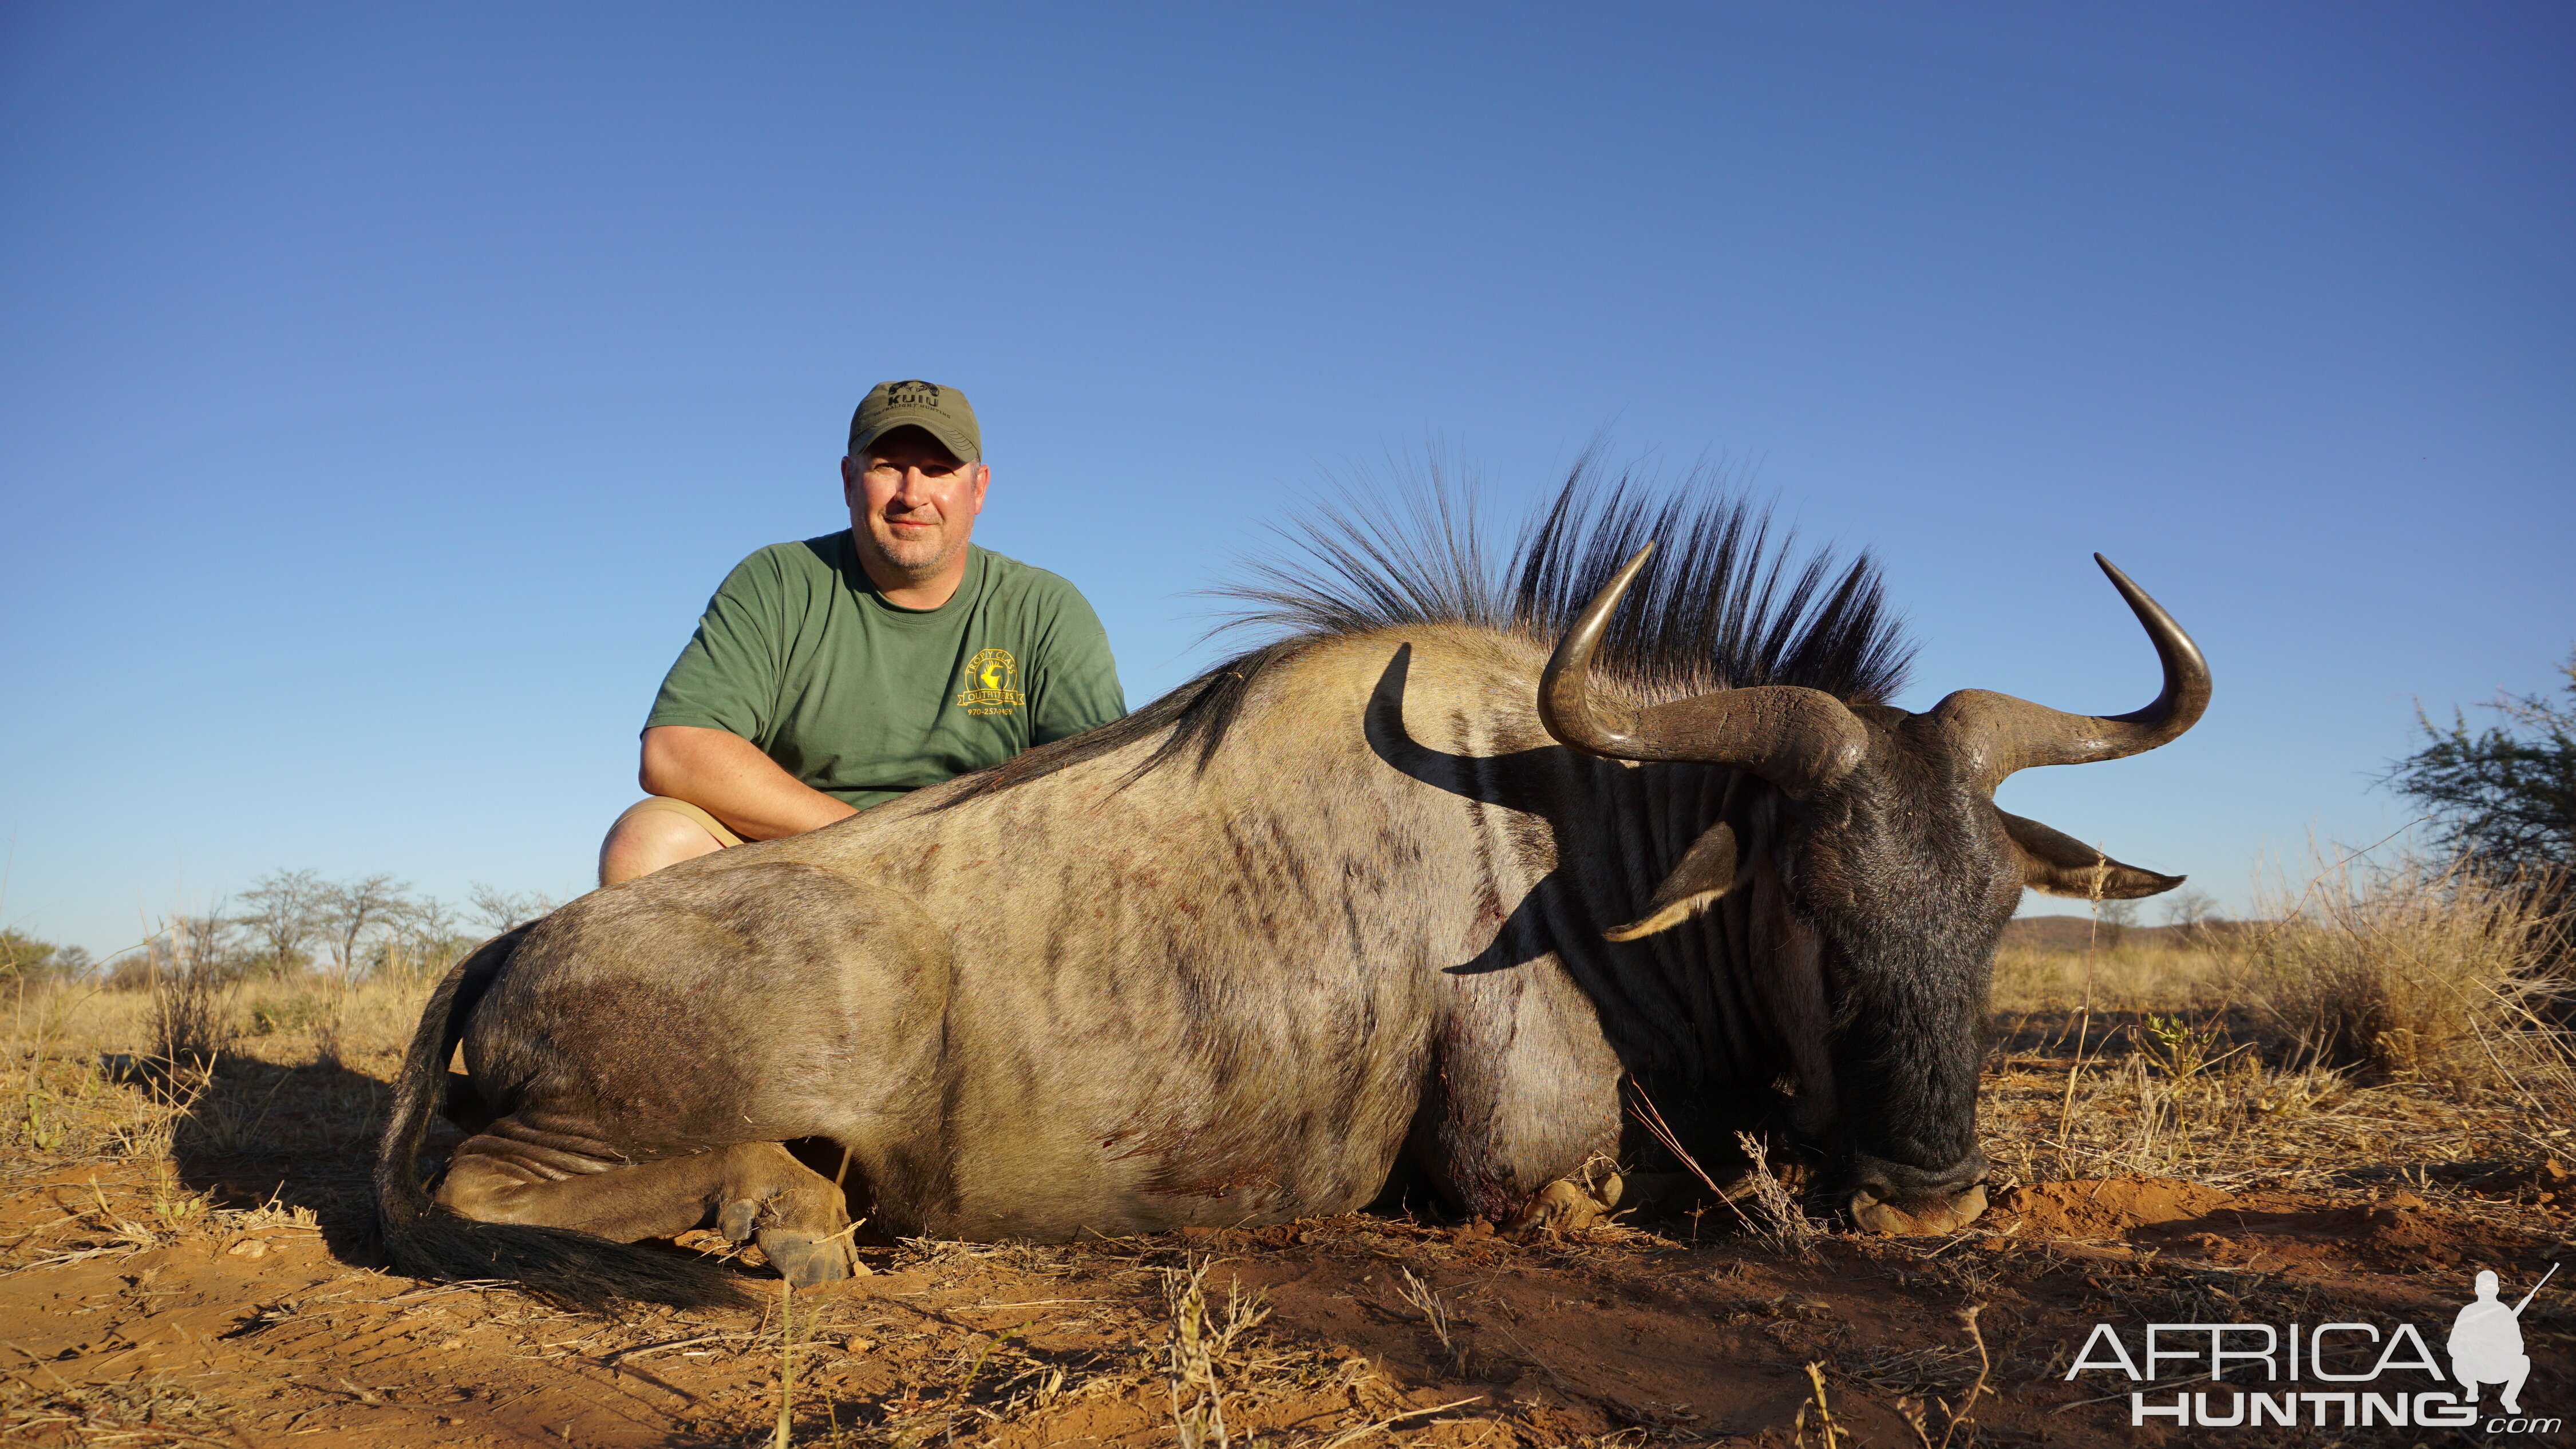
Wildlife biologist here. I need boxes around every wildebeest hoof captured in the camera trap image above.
[1507,1171,1624,1236]
[717,1198,759,1243]
[1714,1155,1812,1201]
[758,1228,858,1288]
[1850,1183,1988,1236]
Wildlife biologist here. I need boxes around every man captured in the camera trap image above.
[598,379,1125,884]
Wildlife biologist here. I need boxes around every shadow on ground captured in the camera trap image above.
[165,1050,394,1266]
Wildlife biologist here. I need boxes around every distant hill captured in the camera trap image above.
[2001,914,2245,952]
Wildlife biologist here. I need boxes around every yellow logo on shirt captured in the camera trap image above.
[957,648,1024,716]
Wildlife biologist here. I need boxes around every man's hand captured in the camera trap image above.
[639,726,861,841]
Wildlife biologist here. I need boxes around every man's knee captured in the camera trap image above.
[600,799,732,885]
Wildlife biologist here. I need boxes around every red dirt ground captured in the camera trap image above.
[4,1157,2570,1447]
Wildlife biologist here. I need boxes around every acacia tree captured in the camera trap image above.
[0,930,88,984]
[468,883,559,935]
[2387,650,2576,873]
[236,868,326,977]
[376,894,478,981]
[318,874,409,984]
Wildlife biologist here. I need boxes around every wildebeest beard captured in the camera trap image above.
[376,465,2206,1311]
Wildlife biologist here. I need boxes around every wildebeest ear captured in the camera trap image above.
[1606,822,1746,941]
[2000,810,2184,899]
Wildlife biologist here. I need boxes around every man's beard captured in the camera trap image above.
[866,522,959,579]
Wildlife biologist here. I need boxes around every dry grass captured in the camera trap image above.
[0,967,382,1332]
[1393,1265,1467,1376]
[2227,854,2573,1091]
[1730,1130,1820,1261]
[1162,1258,1272,1449]
[1791,1359,1845,1448]
[1,971,430,1241]
[146,912,236,1072]
[1986,853,2575,1193]
[1988,937,2232,1018]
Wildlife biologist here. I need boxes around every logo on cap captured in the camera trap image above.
[886,380,942,409]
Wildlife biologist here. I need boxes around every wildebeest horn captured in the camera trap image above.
[1538,543,1868,792]
[1927,554,2211,791]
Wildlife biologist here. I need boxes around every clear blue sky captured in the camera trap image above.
[4,5,2569,957]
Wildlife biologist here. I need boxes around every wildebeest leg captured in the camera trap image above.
[1413,971,1626,1230]
[440,1068,497,1137]
[437,1127,857,1287]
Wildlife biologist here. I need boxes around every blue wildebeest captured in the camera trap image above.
[377,480,2207,1309]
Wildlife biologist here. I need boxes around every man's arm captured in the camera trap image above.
[639,726,859,841]
[1025,578,1127,743]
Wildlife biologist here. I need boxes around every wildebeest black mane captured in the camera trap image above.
[945,464,1913,805]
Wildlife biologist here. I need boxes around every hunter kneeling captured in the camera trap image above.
[599,379,1125,884]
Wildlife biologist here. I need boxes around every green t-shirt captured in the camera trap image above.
[645,535,1125,810]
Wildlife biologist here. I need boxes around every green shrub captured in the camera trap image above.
[2388,649,2575,873]
[1,929,89,984]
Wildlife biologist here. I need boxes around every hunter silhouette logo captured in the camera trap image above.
[957,648,1024,716]
[2063,1262,2559,1433]
[2455,1264,2553,1416]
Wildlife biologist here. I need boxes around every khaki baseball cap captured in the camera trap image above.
[848,379,981,464]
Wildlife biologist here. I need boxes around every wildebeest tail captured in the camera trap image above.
[373,925,749,1313]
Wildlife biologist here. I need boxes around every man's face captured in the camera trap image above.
[841,426,989,582]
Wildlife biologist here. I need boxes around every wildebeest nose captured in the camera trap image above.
[1852,1148,1988,1205]
[1847,1149,1992,1236]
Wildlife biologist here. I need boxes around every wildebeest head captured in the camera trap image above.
[1538,544,2210,1233]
